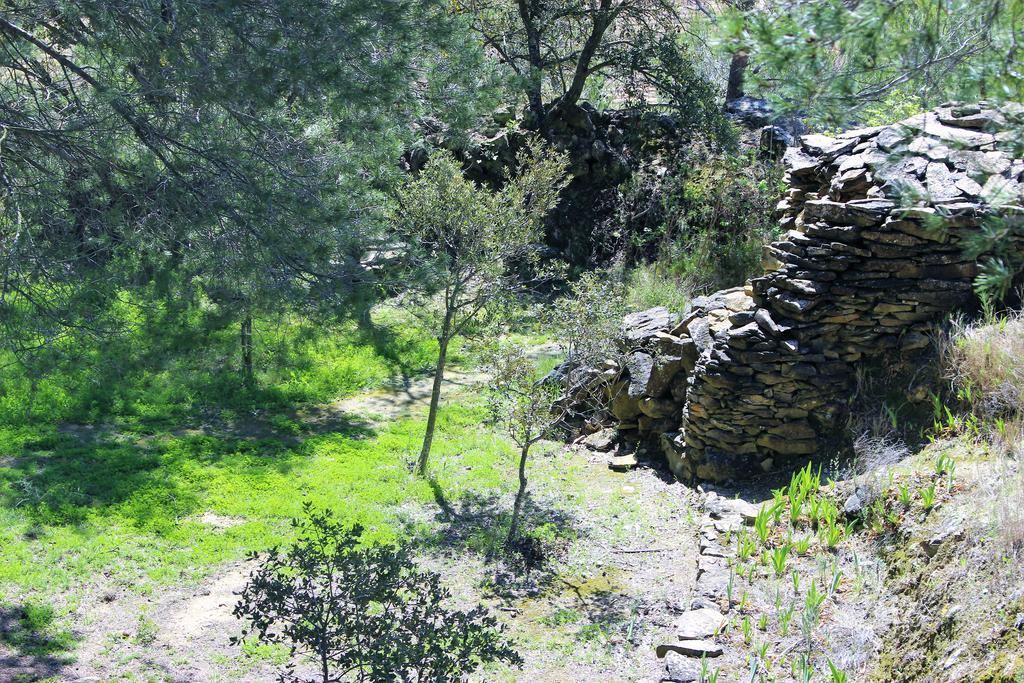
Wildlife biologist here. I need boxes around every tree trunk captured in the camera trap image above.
[415,317,452,476]
[240,313,254,386]
[725,0,754,103]
[506,442,531,545]
[549,0,614,118]
[516,0,547,130]
[25,375,38,423]
[320,648,330,683]
[725,50,749,102]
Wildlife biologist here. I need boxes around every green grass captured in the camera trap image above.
[0,389,656,679]
[0,295,670,680]
[0,302,461,429]
[0,400,521,603]
[0,305,508,670]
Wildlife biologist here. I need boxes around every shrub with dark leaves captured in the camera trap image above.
[233,503,522,682]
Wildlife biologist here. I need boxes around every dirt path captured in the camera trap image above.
[506,448,701,682]
[310,367,490,426]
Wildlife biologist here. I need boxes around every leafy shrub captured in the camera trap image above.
[616,143,783,294]
[547,268,627,367]
[233,504,521,682]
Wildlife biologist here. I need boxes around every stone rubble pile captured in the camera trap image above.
[656,491,758,681]
[571,102,1024,481]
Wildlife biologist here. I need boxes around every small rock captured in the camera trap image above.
[920,522,964,558]
[656,640,724,659]
[843,486,871,517]
[720,497,760,523]
[580,428,617,452]
[697,555,726,574]
[621,307,680,352]
[624,351,656,399]
[695,571,729,599]
[689,597,718,610]
[610,391,643,422]
[713,517,742,534]
[699,539,727,558]
[640,396,680,419]
[609,453,638,471]
[663,651,702,682]
[674,608,726,640]
[756,433,817,455]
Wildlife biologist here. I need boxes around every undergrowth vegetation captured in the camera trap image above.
[942,311,1024,558]
[617,145,784,298]
[0,301,456,429]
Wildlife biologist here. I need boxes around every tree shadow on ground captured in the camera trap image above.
[350,319,430,386]
[0,603,76,682]
[290,407,377,437]
[412,480,586,600]
[219,407,377,443]
[0,429,329,531]
[559,583,648,646]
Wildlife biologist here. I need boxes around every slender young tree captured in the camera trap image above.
[390,141,568,476]
[485,344,565,546]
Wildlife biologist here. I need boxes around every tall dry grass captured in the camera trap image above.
[943,312,1024,422]
[943,312,1024,557]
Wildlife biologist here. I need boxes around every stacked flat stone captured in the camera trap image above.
[580,102,1024,481]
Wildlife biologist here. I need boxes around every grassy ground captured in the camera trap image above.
[0,309,698,682]
[0,401,696,682]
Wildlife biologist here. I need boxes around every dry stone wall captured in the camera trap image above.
[583,102,1024,481]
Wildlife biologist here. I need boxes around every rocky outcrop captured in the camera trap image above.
[573,102,1024,481]
[404,103,686,265]
[725,96,805,161]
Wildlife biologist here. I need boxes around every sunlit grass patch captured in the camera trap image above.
[0,303,460,429]
[0,399,523,603]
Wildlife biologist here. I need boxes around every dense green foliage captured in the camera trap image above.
[0,0,486,355]
[725,0,1024,126]
[0,301,450,428]
[234,504,520,682]
[617,145,783,294]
